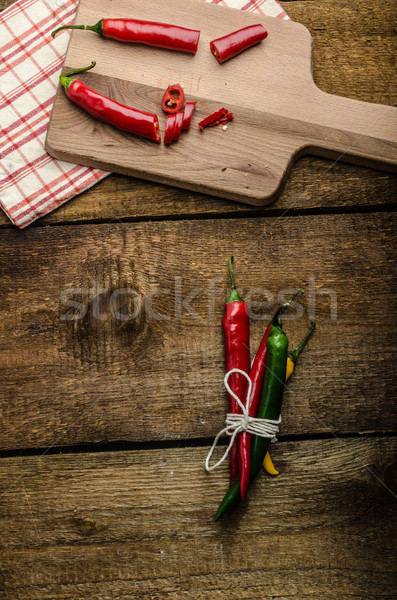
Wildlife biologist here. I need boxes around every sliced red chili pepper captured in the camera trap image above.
[209,112,234,127]
[182,101,196,130]
[161,84,185,114]
[173,111,184,141]
[164,114,176,145]
[52,19,201,54]
[198,108,234,131]
[210,24,268,64]
[59,62,161,143]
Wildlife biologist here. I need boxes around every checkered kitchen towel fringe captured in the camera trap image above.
[0,0,289,228]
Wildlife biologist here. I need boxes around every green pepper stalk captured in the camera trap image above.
[285,321,315,380]
[213,291,304,522]
[52,21,104,38]
[59,61,96,92]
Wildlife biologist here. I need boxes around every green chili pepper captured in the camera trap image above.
[213,291,302,522]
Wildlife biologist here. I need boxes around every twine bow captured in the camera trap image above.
[205,368,281,472]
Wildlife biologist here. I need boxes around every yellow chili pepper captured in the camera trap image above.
[263,323,315,475]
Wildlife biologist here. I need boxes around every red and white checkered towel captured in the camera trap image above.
[0,0,289,228]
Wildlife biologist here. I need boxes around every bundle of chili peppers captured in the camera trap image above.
[206,258,315,521]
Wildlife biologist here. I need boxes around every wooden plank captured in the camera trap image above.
[0,213,396,450]
[1,0,396,227]
[0,438,396,598]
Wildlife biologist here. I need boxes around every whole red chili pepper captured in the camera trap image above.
[238,289,303,500]
[222,256,250,484]
[52,19,200,54]
[59,62,161,143]
[238,323,270,500]
[161,84,185,114]
[210,24,268,64]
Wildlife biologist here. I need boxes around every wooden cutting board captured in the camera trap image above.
[45,0,397,206]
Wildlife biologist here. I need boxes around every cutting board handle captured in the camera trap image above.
[303,89,397,171]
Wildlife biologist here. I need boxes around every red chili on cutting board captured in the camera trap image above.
[182,101,196,130]
[164,114,176,145]
[210,24,268,64]
[198,107,234,131]
[161,84,185,114]
[164,102,196,144]
[60,62,161,143]
[52,19,201,54]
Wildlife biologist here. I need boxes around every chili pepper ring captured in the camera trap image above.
[205,369,281,472]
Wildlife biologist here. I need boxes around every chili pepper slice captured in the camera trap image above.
[222,257,250,484]
[238,289,303,500]
[182,101,196,130]
[164,114,177,145]
[173,111,184,141]
[210,24,268,64]
[198,108,234,131]
[59,62,161,143]
[52,19,201,54]
[161,84,185,114]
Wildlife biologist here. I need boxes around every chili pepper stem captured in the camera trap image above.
[60,61,96,91]
[227,256,243,303]
[289,321,315,363]
[52,21,103,38]
[273,288,304,326]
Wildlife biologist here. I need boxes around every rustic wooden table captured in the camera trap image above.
[1,0,396,598]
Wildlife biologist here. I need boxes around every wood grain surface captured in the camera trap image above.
[1,0,396,598]
[0,438,396,599]
[45,0,397,206]
[1,213,396,450]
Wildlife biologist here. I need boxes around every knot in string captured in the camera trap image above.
[205,368,281,473]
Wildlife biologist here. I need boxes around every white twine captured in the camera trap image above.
[205,368,281,472]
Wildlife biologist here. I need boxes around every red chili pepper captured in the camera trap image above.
[210,24,268,64]
[161,84,185,114]
[52,19,200,54]
[173,111,184,141]
[222,257,250,484]
[59,62,161,143]
[238,289,304,500]
[182,101,196,130]
[238,324,270,500]
[164,114,176,145]
[198,108,234,131]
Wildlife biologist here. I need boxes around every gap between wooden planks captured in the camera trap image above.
[0,438,396,599]
[1,213,396,450]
